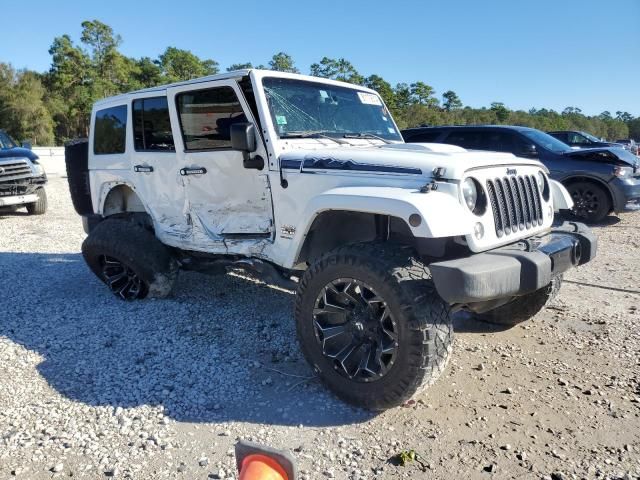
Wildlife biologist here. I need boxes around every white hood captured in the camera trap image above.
[278,142,544,180]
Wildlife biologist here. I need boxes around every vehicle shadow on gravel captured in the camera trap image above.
[452,311,513,333]
[1,252,373,428]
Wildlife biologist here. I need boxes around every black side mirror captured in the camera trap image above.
[520,144,538,157]
[230,123,257,153]
[230,123,263,170]
[21,141,32,150]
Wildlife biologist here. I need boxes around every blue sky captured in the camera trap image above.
[1,0,638,116]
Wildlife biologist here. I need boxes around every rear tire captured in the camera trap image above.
[475,275,563,326]
[566,181,610,223]
[295,243,453,410]
[26,188,47,215]
[82,218,178,300]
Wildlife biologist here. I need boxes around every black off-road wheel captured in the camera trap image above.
[295,243,454,410]
[82,218,178,300]
[475,275,563,327]
[566,181,610,223]
[26,188,47,215]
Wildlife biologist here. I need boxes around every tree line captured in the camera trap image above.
[0,20,637,146]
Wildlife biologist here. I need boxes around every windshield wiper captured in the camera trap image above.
[280,131,348,145]
[343,133,391,144]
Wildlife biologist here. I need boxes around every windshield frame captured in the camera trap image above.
[258,75,403,143]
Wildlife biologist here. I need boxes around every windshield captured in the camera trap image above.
[521,129,572,153]
[581,131,602,143]
[0,131,17,149]
[262,77,402,141]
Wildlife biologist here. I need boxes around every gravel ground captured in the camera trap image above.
[1,177,639,480]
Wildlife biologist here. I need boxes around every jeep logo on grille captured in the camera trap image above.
[506,168,517,175]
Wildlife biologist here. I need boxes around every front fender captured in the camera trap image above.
[550,179,573,211]
[286,186,472,267]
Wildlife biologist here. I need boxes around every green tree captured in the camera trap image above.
[410,82,438,107]
[627,118,640,140]
[490,102,510,122]
[157,47,219,83]
[0,64,54,145]
[227,62,253,71]
[80,20,136,97]
[46,34,93,140]
[309,57,363,84]
[442,90,462,111]
[133,57,163,88]
[268,52,299,73]
[616,111,633,123]
[394,83,412,110]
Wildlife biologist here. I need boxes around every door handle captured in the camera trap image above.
[180,167,207,176]
[134,165,154,173]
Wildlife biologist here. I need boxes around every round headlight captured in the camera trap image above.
[462,178,478,211]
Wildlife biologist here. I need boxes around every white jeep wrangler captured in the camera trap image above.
[65,70,596,410]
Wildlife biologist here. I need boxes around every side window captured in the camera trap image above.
[176,87,247,151]
[407,131,442,142]
[133,97,175,151]
[479,131,516,153]
[553,132,569,143]
[568,132,587,144]
[94,105,127,155]
[442,131,482,149]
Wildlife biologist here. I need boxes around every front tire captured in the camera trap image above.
[566,181,610,223]
[26,188,47,215]
[475,275,563,326]
[82,218,178,300]
[295,243,454,410]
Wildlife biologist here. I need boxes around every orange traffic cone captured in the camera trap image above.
[235,440,297,480]
[239,454,288,480]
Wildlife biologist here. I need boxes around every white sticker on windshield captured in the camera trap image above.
[388,127,396,134]
[357,92,382,106]
[319,90,329,99]
[276,115,287,125]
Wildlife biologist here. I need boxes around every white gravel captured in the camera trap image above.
[1,177,639,479]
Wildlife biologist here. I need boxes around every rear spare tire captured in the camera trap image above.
[82,218,178,300]
[295,243,454,410]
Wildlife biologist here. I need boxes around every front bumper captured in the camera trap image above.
[611,176,640,212]
[0,193,39,207]
[429,221,596,304]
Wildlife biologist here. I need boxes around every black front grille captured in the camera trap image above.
[486,175,544,237]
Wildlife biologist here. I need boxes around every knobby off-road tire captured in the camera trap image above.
[26,188,47,215]
[295,242,454,410]
[475,275,563,327]
[566,181,611,223]
[82,218,178,300]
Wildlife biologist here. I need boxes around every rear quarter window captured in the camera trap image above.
[94,105,127,155]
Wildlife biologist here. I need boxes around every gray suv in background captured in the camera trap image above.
[402,125,640,223]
